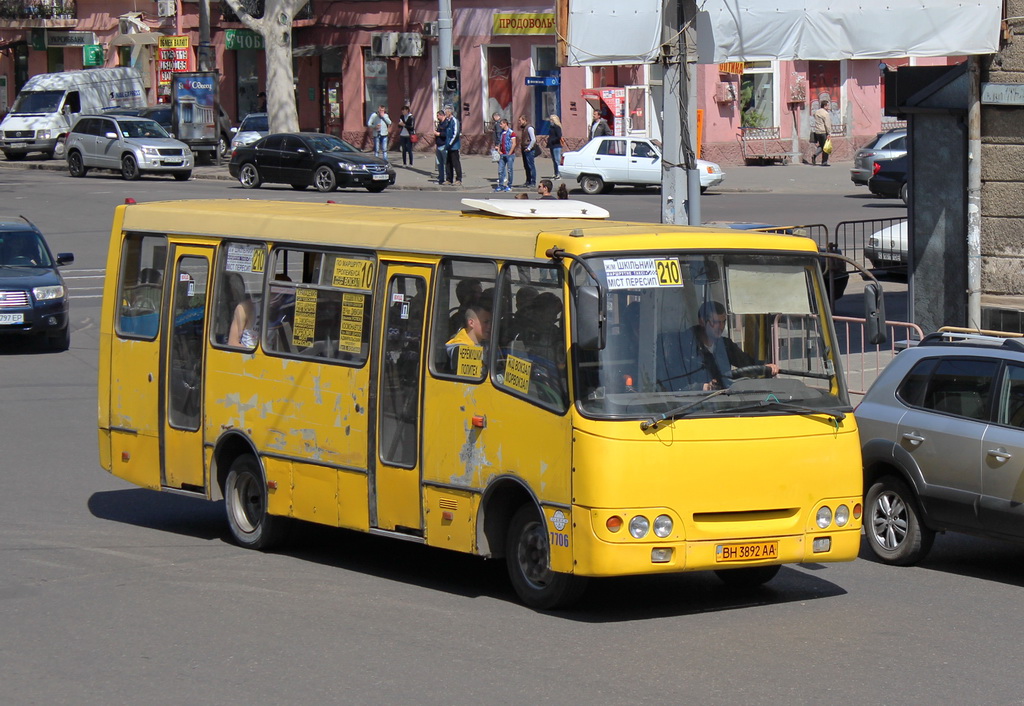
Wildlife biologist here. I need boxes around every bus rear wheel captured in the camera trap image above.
[224,455,286,550]
[506,504,586,610]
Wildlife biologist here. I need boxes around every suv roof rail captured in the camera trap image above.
[918,328,1024,352]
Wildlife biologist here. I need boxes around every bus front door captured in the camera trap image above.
[373,264,431,532]
[162,247,212,492]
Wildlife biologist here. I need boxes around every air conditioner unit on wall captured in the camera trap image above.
[396,33,423,57]
[157,0,176,17]
[371,32,399,57]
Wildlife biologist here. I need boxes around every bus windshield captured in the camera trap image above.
[574,251,847,418]
[10,90,64,114]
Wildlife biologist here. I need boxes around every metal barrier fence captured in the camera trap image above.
[833,316,924,397]
[833,217,907,274]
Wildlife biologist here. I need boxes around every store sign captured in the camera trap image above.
[493,12,555,35]
[30,30,97,49]
[225,29,265,51]
[981,83,1024,105]
[82,44,104,67]
[525,76,560,87]
[157,35,193,86]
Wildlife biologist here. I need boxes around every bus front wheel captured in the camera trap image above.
[506,504,586,610]
[224,455,286,550]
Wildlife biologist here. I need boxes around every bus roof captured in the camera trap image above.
[117,199,821,261]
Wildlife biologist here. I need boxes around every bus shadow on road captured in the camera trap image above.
[88,488,848,617]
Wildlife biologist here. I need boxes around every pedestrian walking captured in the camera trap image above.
[398,105,415,166]
[433,110,449,183]
[588,109,611,141]
[444,105,462,186]
[547,114,563,179]
[811,99,832,166]
[494,118,517,192]
[367,105,392,158]
[519,115,537,187]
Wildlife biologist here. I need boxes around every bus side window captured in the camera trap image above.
[430,258,496,381]
[211,242,267,350]
[493,264,568,411]
[117,233,167,339]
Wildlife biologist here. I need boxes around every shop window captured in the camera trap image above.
[740,61,775,128]
[363,47,388,121]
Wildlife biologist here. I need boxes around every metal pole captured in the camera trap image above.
[437,0,455,110]
[661,0,698,225]
[966,55,982,329]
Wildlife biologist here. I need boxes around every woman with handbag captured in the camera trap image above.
[398,105,416,166]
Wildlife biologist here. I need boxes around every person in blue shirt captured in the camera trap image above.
[443,105,462,186]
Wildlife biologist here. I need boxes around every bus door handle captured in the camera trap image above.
[987,447,1012,462]
[902,431,925,446]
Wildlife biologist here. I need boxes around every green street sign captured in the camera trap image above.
[83,44,104,67]
[225,29,264,51]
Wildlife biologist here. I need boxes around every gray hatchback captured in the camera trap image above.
[858,330,1024,565]
[850,128,906,186]
[65,114,193,181]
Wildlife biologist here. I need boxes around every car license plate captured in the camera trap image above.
[716,541,779,562]
[8,142,27,149]
[372,173,388,181]
[0,313,25,324]
[164,160,182,166]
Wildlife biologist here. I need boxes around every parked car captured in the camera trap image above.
[0,217,74,350]
[868,153,908,203]
[865,219,908,270]
[229,132,396,192]
[858,330,1024,565]
[230,112,269,152]
[65,114,194,181]
[559,136,725,195]
[851,128,906,186]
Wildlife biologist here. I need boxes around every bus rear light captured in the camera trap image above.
[651,547,673,563]
[606,515,623,532]
[813,537,832,553]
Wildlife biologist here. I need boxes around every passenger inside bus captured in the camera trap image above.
[227,274,259,348]
[658,300,779,391]
[445,300,491,370]
[448,277,483,336]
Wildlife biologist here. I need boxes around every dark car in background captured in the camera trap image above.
[868,153,908,203]
[103,105,233,160]
[851,128,906,186]
[229,132,396,192]
[0,218,74,350]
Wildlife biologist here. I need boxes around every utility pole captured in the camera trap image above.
[437,0,458,109]
[661,0,699,225]
[197,0,215,72]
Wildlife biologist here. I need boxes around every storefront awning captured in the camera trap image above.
[292,44,343,57]
[109,32,162,47]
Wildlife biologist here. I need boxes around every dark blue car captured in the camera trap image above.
[0,219,74,350]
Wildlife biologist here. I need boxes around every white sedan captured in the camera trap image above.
[865,219,907,270]
[559,136,725,195]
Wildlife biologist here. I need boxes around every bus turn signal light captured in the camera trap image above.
[606,515,623,532]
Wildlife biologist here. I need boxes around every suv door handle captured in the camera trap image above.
[988,448,1012,462]
[902,431,925,445]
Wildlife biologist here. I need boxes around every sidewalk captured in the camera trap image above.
[0,149,854,194]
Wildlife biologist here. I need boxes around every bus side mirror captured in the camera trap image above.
[575,285,605,350]
[864,282,887,345]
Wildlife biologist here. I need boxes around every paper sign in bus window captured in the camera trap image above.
[456,344,484,378]
[332,258,374,291]
[292,287,317,348]
[603,258,684,289]
[339,292,364,354]
[503,354,532,395]
[226,243,265,273]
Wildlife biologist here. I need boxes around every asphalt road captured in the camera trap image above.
[6,166,1013,705]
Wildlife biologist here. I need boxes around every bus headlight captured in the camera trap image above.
[653,514,673,538]
[629,515,650,538]
[834,504,850,527]
[816,506,833,529]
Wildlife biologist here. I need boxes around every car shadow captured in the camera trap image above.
[89,488,849,618]
[0,334,63,355]
[858,533,1024,588]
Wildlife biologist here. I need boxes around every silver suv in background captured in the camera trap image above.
[851,128,906,186]
[65,114,193,181]
[857,330,1024,565]
[230,112,269,152]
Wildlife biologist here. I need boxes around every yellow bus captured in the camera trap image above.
[98,198,870,608]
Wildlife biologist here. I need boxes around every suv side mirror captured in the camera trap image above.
[864,282,887,345]
[57,252,75,266]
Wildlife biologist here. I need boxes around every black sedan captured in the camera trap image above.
[229,132,396,193]
[868,153,908,203]
[0,218,74,351]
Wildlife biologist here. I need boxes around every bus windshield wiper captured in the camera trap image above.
[640,388,737,431]
[720,399,845,422]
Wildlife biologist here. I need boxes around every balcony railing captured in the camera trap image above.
[0,0,76,20]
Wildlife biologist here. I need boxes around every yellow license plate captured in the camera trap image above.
[716,541,779,562]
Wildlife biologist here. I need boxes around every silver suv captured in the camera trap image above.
[851,128,906,186]
[65,114,193,181]
[857,330,1024,565]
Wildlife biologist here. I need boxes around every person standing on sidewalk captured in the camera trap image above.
[433,110,449,183]
[519,115,537,187]
[444,105,463,186]
[494,118,517,192]
[811,99,831,166]
[367,105,391,158]
[397,105,415,166]
[547,114,563,179]
[589,109,611,141]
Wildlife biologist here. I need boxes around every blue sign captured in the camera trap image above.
[525,76,560,87]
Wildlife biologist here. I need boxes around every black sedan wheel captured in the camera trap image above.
[239,163,262,189]
[314,166,337,192]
